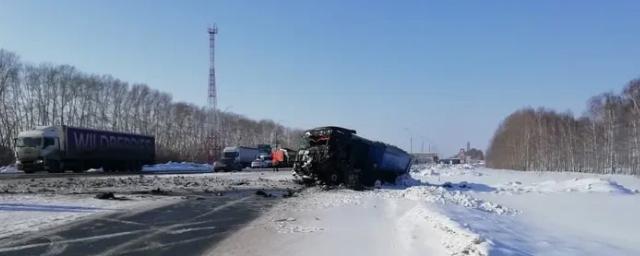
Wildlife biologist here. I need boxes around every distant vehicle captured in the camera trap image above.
[250,154,272,168]
[14,125,155,173]
[438,158,461,165]
[293,126,412,189]
[257,144,272,154]
[214,146,260,171]
[250,159,263,168]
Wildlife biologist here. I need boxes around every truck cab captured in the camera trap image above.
[14,126,63,173]
[214,146,259,172]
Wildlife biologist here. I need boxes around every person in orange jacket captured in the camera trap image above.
[272,149,285,172]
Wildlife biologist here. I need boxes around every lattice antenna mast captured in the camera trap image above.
[208,24,218,119]
[207,24,220,164]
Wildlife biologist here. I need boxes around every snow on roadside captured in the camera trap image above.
[211,164,640,256]
[414,164,640,255]
[142,161,213,173]
[0,193,179,241]
[0,165,21,174]
[209,184,511,256]
[495,177,637,194]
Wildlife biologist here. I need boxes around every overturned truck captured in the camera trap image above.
[293,126,412,188]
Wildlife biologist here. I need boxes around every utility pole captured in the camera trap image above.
[410,136,413,154]
[206,24,220,164]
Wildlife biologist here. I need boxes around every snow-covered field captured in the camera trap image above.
[209,165,640,256]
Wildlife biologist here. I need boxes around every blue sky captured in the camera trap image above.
[1,0,639,155]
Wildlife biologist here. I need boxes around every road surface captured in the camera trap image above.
[0,189,284,256]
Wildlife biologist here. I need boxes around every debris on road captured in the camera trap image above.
[256,190,273,197]
[274,217,296,222]
[95,192,129,200]
[150,187,170,195]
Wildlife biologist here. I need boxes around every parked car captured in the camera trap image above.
[250,154,273,168]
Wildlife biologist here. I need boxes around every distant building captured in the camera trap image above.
[438,158,461,165]
[411,153,438,164]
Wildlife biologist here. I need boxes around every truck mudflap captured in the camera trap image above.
[293,126,412,189]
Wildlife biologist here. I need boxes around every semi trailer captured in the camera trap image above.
[14,126,155,173]
[293,126,412,189]
[213,146,260,171]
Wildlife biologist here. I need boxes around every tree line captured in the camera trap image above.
[486,78,640,175]
[0,49,303,165]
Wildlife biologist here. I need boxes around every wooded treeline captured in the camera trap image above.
[487,79,640,175]
[0,49,302,165]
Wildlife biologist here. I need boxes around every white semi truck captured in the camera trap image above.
[213,146,260,171]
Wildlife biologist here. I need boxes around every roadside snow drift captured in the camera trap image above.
[209,184,515,256]
[496,177,636,194]
[142,162,213,173]
[0,165,21,174]
[211,164,640,256]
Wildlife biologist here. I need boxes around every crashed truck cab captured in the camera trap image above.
[293,126,412,188]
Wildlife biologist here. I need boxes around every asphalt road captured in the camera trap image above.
[0,189,285,256]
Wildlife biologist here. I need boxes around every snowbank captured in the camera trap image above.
[210,184,511,256]
[496,178,637,194]
[0,165,21,174]
[410,164,640,255]
[142,162,213,173]
[412,164,483,177]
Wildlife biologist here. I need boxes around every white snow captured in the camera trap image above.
[0,165,21,174]
[209,186,504,255]
[414,164,640,255]
[142,161,213,173]
[495,177,636,194]
[210,164,640,256]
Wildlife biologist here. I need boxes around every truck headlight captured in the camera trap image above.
[35,159,44,164]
